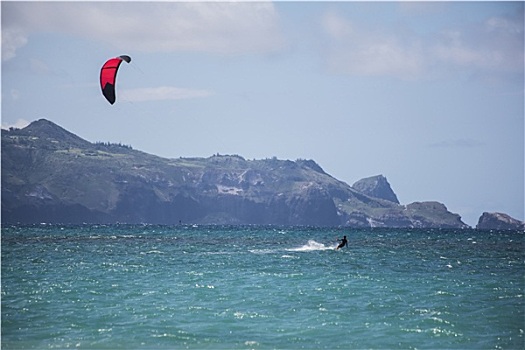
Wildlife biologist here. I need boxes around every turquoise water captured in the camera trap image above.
[2,225,523,349]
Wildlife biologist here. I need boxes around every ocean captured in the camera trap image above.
[2,225,523,349]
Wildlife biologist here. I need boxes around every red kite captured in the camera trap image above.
[100,55,131,104]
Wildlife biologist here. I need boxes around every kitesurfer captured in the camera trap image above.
[336,236,348,250]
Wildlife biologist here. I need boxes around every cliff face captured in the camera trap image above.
[2,119,469,228]
[476,212,524,230]
[352,175,399,204]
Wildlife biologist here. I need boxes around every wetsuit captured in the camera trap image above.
[337,236,348,249]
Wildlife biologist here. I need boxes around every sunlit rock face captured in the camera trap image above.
[476,212,524,230]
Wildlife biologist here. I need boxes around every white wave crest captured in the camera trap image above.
[287,240,334,252]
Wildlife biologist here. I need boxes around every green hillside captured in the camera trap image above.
[1,119,468,228]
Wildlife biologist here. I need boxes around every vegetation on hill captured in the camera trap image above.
[2,119,469,228]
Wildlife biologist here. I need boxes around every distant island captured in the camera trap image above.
[1,119,522,229]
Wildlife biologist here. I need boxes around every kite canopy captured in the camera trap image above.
[100,55,131,104]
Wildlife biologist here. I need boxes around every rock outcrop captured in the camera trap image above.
[352,175,399,204]
[476,212,524,230]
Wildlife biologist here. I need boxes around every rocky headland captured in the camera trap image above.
[476,212,524,230]
[1,119,516,229]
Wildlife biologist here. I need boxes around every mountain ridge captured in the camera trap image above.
[2,119,469,228]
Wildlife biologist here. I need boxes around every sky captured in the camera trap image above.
[2,1,524,227]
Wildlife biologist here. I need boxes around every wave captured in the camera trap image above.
[140,250,164,255]
[287,240,335,252]
[249,249,277,254]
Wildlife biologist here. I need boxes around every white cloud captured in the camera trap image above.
[321,11,353,40]
[320,8,524,80]
[432,17,523,76]
[320,11,425,79]
[1,118,30,130]
[1,2,285,61]
[2,26,28,61]
[120,86,214,102]
[486,15,523,34]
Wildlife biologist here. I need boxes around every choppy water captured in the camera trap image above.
[2,225,523,349]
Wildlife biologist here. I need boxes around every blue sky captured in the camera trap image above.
[2,1,524,226]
